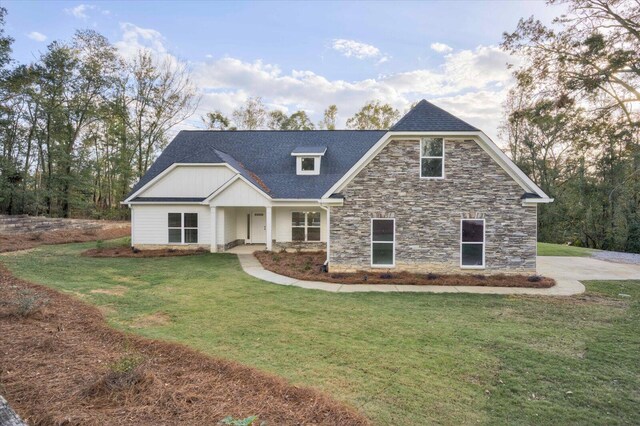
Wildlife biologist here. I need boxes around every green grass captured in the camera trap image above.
[2,239,639,425]
[538,242,597,257]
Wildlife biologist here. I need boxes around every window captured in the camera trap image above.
[461,219,484,268]
[420,137,444,178]
[296,156,320,175]
[371,218,395,267]
[292,211,321,241]
[301,157,315,171]
[167,213,198,244]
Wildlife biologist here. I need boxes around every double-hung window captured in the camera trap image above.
[371,218,395,267]
[292,211,321,241]
[168,213,198,244]
[420,137,444,178]
[460,219,484,268]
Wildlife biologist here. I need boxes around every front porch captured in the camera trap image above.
[209,206,327,253]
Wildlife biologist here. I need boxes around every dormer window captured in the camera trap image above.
[292,146,326,176]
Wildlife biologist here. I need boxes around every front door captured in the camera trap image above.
[251,212,266,243]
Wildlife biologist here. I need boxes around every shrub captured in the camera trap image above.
[473,274,486,280]
[219,416,261,426]
[379,273,393,279]
[4,289,50,317]
[527,275,542,282]
[95,239,104,250]
[426,273,438,280]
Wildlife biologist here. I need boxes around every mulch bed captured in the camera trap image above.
[0,224,130,253]
[255,251,555,288]
[82,247,208,258]
[0,266,369,425]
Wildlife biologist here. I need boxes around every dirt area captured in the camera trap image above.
[255,251,555,288]
[82,247,208,258]
[0,266,369,425]
[0,215,130,253]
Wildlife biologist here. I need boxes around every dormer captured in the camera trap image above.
[291,146,327,176]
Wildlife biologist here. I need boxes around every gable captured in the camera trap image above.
[209,177,271,207]
[139,165,235,198]
[325,133,551,202]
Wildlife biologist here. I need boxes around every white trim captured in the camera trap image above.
[124,163,239,203]
[460,218,485,269]
[522,198,554,206]
[419,137,445,179]
[321,130,553,202]
[291,148,327,156]
[370,218,395,268]
[265,207,273,250]
[210,207,217,252]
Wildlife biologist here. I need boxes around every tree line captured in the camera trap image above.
[500,0,639,252]
[0,7,402,218]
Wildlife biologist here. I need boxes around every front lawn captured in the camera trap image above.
[2,240,639,425]
[537,242,597,257]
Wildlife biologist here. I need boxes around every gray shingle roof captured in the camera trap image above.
[129,131,386,199]
[391,100,478,132]
[128,100,481,201]
[132,197,205,202]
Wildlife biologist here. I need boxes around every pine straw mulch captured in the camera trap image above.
[0,266,369,426]
[0,224,130,253]
[82,247,208,258]
[254,251,555,288]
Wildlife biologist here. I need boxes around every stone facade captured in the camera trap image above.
[273,241,326,252]
[329,138,537,274]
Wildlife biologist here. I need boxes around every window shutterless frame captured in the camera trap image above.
[167,212,198,244]
[370,218,395,267]
[420,137,445,179]
[459,218,485,269]
[291,211,321,241]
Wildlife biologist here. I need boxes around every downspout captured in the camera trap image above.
[319,204,330,269]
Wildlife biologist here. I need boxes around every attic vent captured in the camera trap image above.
[291,146,327,176]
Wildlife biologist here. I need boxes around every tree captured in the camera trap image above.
[202,110,232,130]
[501,0,640,251]
[128,50,198,179]
[346,100,400,130]
[232,97,266,130]
[267,110,288,130]
[285,110,314,130]
[319,104,337,130]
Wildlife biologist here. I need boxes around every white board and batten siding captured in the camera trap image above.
[140,165,235,198]
[211,179,271,207]
[131,204,211,246]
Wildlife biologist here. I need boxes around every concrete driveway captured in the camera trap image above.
[537,256,640,295]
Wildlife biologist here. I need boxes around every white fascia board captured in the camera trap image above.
[127,201,204,205]
[124,163,238,203]
[522,198,554,206]
[321,130,551,201]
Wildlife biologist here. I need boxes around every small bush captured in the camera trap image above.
[131,247,141,253]
[95,239,104,250]
[110,354,144,374]
[473,274,486,280]
[527,275,543,282]
[426,273,438,280]
[4,289,50,317]
[220,416,260,426]
[271,254,281,262]
[29,232,43,241]
[379,273,393,279]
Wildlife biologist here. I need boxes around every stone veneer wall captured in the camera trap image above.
[329,139,537,274]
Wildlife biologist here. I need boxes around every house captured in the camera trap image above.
[124,100,553,274]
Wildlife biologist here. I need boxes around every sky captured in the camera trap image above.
[4,1,563,143]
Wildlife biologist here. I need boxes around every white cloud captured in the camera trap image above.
[27,31,47,42]
[115,24,516,142]
[430,42,453,53]
[332,39,383,60]
[65,4,95,19]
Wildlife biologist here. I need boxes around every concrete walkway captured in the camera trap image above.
[237,254,640,296]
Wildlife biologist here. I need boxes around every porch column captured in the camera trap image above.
[265,206,273,251]
[210,206,217,253]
